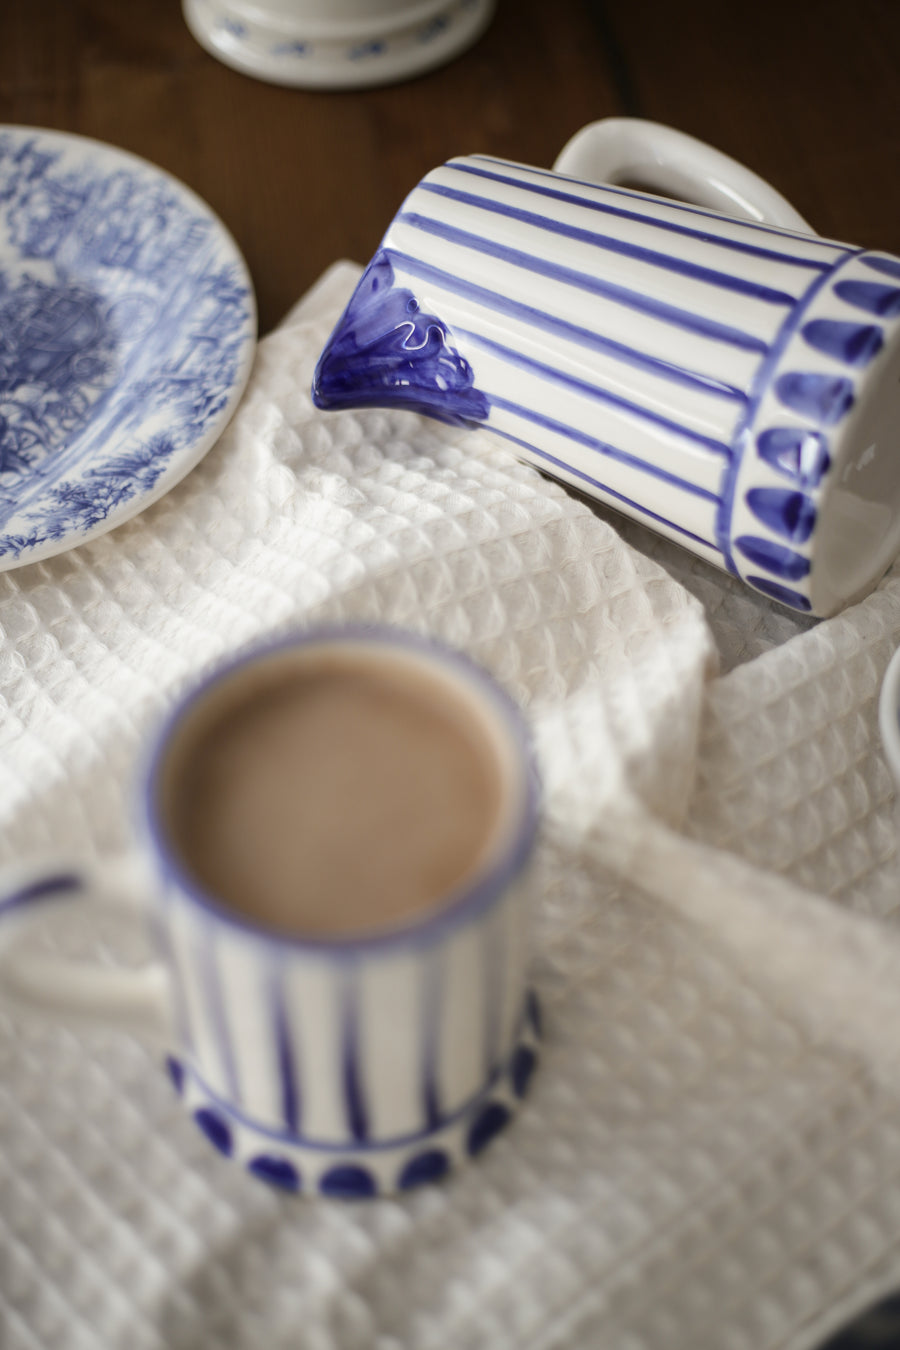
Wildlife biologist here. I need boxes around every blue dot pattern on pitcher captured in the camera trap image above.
[313,254,489,427]
[800,320,883,366]
[745,488,817,544]
[735,536,810,581]
[755,428,831,486]
[773,373,855,425]
[833,280,900,317]
[737,256,897,610]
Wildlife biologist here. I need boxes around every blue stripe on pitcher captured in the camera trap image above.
[411,194,807,304]
[473,155,849,255]
[393,213,797,332]
[487,392,722,502]
[433,157,848,305]
[380,247,746,533]
[387,246,763,394]
[457,327,735,458]
[493,427,722,553]
[448,160,838,268]
[396,272,754,403]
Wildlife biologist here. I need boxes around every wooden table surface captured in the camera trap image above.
[3,0,898,335]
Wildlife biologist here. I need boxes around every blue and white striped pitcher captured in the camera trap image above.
[314,119,900,617]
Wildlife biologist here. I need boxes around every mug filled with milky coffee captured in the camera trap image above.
[0,626,541,1197]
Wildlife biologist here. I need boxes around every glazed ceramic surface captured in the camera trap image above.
[182,0,496,88]
[313,120,900,618]
[0,628,540,1198]
[0,127,256,571]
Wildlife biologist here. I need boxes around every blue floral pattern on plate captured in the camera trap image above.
[0,127,256,569]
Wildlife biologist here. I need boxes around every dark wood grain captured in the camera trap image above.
[0,0,898,332]
[599,0,900,252]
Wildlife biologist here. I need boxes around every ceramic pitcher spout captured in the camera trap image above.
[312,253,490,427]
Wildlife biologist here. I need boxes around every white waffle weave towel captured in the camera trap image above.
[3,262,900,1350]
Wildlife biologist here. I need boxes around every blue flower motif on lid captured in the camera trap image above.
[349,41,386,60]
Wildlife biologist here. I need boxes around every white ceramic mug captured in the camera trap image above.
[0,627,540,1197]
[313,118,900,618]
[182,0,496,88]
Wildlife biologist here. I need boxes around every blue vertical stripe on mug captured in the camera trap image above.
[160,865,532,1152]
[313,152,900,617]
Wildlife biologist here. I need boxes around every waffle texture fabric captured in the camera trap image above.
[3,262,900,1350]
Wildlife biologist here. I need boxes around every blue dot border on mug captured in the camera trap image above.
[166,989,542,1197]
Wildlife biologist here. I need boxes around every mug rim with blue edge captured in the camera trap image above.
[142,624,540,952]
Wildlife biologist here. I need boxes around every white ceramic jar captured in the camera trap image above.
[182,0,496,88]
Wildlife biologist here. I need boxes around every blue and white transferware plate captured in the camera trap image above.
[0,127,256,569]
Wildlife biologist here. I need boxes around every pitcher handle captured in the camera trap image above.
[0,855,172,1045]
[553,117,814,233]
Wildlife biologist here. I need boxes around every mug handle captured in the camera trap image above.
[0,855,172,1045]
[553,117,814,233]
